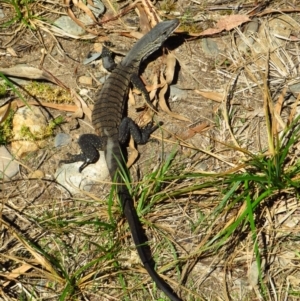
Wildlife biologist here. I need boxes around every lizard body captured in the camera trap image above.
[63,19,181,301]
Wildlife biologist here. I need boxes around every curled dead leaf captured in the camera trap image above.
[165,52,176,84]
[178,122,210,140]
[127,136,139,168]
[195,89,225,102]
[158,73,191,122]
[199,15,250,36]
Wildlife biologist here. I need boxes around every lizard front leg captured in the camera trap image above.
[60,134,107,172]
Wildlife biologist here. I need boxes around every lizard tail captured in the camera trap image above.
[118,184,182,301]
[106,138,182,301]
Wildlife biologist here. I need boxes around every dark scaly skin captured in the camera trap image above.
[63,20,182,301]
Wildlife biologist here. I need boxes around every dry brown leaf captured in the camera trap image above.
[273,87,287,134]
[178,122,210,140]
[128,31,143,39]
[64,0,98,35]
[0,66,57,84]
[165,52,176,84]
[158,80,191,122]
[127,136,139,168]
[136,3,151,34]
[199,15,250,36]
[128,88,136,106]
[7,47,17,57]
[149,73,159,101]
[74,0,98,24]
[141,0,161,26]
[195,89,225,102]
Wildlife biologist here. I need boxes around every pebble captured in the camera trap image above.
[169,85,188,101]
[201,38,219,56]
[0,146,19,179]
[11,106,48,158]
[237,18,259,53]
[54,133,72,148]
[54,16,86,36]
[55,151,109,194]
[289,83,300,94]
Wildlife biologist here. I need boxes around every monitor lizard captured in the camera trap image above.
[61,19,181,301]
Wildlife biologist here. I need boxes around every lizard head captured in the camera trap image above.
[122,19,180,66]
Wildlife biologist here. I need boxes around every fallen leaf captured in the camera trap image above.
[195,89,225,102]
[0,66,57,84]
[158,81,191,122]
[165,52,176,84]
[141,0,161,26]
[199,15,250,36]
[127,136,139,168]
[75,0,98,24]
[178,122,210,140]
[136,3,151,34]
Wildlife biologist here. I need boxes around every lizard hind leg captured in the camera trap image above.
[60,134,105,172]
[119,117,163,145]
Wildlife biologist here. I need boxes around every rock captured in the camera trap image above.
[0,146,19,179]
[54,16,85,36]
[11,106,48,158]
[169,85,188,101]
[237,18,259,54]
[54,133,72,148]
[55,151,109,194]
[201,38,219,56]
[289,82,300,94]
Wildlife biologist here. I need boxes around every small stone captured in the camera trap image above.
[0,146,19,179]
[11,106,48,157]
[79,88,89,96]
[169,85,188,101]
[78,76,93,86]
[201,38,219,57]
[56,151,109,194]
[54,133,72,148]
[0,9,4,19]
[289,82,300,94]
[54,16,85,36]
